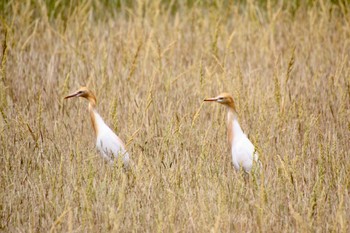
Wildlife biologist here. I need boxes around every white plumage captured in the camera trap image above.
[94,110,130,165]
[229,114,259,172]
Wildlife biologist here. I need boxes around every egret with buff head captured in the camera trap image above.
[204,93,260,173]
[65,87,130,167]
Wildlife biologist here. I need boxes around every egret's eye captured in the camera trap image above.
[218,97,224,100]
[77,91,83,94]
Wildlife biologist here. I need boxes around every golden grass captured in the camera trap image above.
[1,0,349,232]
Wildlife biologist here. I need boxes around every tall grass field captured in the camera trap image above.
[1,0,349,232]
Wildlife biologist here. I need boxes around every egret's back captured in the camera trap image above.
[232,135,256,172]
[94,111,129,166]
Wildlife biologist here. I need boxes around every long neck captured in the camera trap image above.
[87,95,98,137]
[227,107,244,148]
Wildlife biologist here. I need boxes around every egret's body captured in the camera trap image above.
[65,87,129,166]
[204,93,259,173]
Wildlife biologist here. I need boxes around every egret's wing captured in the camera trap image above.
[232,136,256,172]
[97,129,129,165]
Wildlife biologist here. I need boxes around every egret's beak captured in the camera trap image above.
[64,92,79,99]
[204,97,218,102]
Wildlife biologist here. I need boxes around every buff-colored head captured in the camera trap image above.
[65,86,97,105]
[204,92,236,110]
[64,87,93,99]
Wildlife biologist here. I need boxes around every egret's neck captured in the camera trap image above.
[227,108,244,147]
[87,96,98,137]
[87,95,96,108]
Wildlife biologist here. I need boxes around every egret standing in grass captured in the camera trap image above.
[204,93,259,173]
[65,87,129,167]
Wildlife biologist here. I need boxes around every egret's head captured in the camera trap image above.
[64,87,91,99]
[64,87,96,105]
[204,93,235,110]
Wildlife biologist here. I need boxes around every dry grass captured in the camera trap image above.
[1,0,350,232]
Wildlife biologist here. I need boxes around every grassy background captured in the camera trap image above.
[1,0,349,232]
